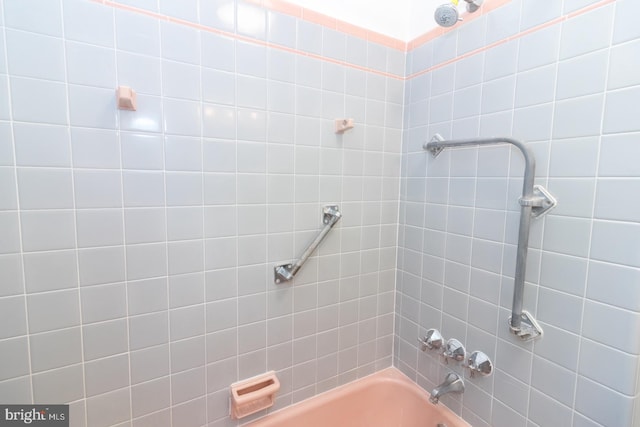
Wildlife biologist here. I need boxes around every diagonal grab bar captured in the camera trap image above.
[274,205,342,284]
[424,134,556,341]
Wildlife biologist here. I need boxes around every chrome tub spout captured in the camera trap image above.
[429,372,464,404]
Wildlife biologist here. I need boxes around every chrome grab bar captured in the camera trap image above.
[274,205,342,284]
[424,134,556,341]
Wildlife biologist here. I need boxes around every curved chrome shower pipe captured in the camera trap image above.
[424,135,555,340]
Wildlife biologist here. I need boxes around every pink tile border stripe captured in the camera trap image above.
[91,0,406,80]
[405,0,617,80]
[251,0,513,52]
[407,0,512,50]
[246,0,407,51]
[91,0,617,81]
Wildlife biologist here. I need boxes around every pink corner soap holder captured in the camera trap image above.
[230,371,280,419]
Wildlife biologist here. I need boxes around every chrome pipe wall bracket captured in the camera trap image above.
[425,134,554,341]
[274,205,342,284]
[508,310,543,340]
[519,185,557,218]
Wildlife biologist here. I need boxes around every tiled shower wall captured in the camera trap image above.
[0,0,403,426]
[396,1,640,426]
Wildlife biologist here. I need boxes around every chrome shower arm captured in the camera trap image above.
[424,134,556,340]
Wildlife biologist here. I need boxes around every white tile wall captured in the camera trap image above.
[397,2,640,427]
[3,1,640,427]
[0,0,402,426]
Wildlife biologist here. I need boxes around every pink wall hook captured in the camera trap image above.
[335,118,355,134]
[116,86,137,111]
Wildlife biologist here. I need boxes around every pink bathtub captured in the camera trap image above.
[245,368,470,427]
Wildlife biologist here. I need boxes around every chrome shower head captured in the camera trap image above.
[434,3,460,27]
[434,0,483,27]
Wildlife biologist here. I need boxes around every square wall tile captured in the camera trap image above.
[613,0,640,43]
[21,210,75,252]
[85,354,130,397]
[126,243,168,280]
[604,86,640,134]
[14,123,70,167]
[17,168,73,210]
[76,209,124,248]
[11,77,67,125]
[0,296,27,339]
[518,24,561,72]
[30,327,82,372]
[591,220,640,268]
[127,277,168,316]
[587,261,640,311]
[81,283,127,324]
[130,344,170,385]
[559,4,613,60]
[63,0,114,47]
[3,0,63,36]
[129,311,169,351]
[0,337,30,381]
[27,289,80,334]
[78,247,126,287]
[117,51,161,96]
[66,41,116,89]
[0,254,24,297]
[33,364,84,403]
[575,376,635,427]
[86,388,131,427]
[0,212,20,254]
[121,132,163,170]
[71,128,120,169]
[68,85,118,129]
[116,9,160,56]
[83,319,128,361]
[123,171,165,207]
[75,170,123,209]
[6,30,65,82]
[24,250,77,293]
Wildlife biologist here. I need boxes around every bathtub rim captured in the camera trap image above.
[241,366,471,427]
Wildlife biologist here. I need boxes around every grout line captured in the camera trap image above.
[149,3,173,425]
[232,0,241,407]
[1,0,36,405]
[106,1,137,423]
[58,0,89,423]
[197,0,211,421]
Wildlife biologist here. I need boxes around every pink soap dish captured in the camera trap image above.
[230,371,280,419]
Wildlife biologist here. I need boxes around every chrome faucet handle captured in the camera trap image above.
[418,329,443,351]
[466,351,493,378]
[442,338,465,364]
